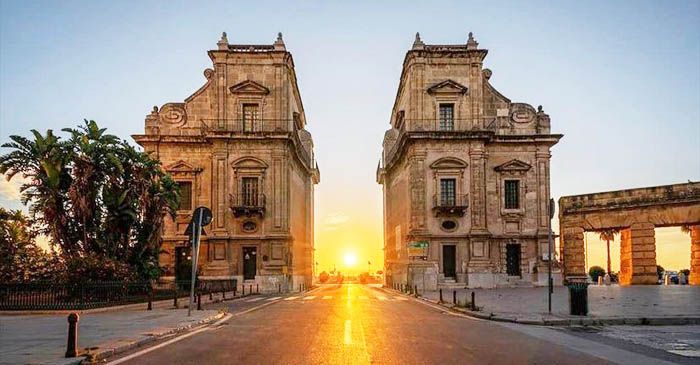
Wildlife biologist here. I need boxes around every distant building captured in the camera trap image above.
[134,33,320,292]
[377,33,562,289]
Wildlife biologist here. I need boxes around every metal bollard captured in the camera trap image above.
[453,290,456,305]
[147,287,153,311]
[197,293,202,310]
[278,283,281,293]
[173,286,179,308]
[414,285,418,297]
[249,284,252,294]
[439,289,443,303]
[242,285,245,296]
[65,313,79,358]
[257,284,259,294]
[471,291,476,311]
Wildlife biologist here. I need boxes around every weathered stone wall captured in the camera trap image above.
[134,34,318,291]
[559,182,700,285]
[378,34,561,288]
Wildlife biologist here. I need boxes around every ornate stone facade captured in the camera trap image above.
[134,33,320,292]
[559,182,700,285]
[377,33,562,289]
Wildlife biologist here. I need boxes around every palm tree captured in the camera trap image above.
[598,229,619,275]
[0,130,74,252]
[681,225,692,236]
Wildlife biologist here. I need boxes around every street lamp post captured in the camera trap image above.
[548,198,555,314]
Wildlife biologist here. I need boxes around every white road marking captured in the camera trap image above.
[246,297,264,302]
[266,296,282,301]
[284,296,299,301]
[394,296,408,301]
[376,295,388,301]
[359,295,369,300]
[344,319,353,345]
[303,295,316,300]
[322,296,332,300]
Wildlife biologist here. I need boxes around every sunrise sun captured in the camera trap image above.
[343,252,358,267]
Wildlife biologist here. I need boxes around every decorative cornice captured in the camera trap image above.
[229,80,270,95]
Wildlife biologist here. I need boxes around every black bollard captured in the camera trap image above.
[173,286,179,308]
[439,288,443,303]
[147,287,153,311]
[453,290,456,305]
[278,283,281,294]
[471,291,476,311]
[223,287,226,300]
[65,313,79,358]
[257,284,259,294]
[197,293,202,310]
[414,285,418,297]
[249,284,252,294]
[242,285,245,296]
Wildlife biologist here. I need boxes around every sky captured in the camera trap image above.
[1,1,699,274]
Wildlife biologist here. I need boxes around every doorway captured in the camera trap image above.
[442,245,456,279]
[242,247,257,280]
[506,243,521,276]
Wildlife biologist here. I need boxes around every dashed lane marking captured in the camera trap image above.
[303,296,316,300]
[322,296,333,300]
[265,296,282,301]
[284,296,299,301]
[246,297,264,302]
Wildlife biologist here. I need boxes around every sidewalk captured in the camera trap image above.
[416,285,700,326]
[0,307,222,365]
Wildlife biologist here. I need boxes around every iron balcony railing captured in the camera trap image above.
[229,193,266,217]
[432,194,469,217]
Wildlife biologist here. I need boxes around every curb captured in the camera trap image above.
[380,286,700,327]
[77,311,226,364]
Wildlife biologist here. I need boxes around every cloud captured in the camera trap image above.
[322,212,350,231]
[0,175,25,201]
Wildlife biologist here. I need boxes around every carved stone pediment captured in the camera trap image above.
[426,79,468,95]
[430,157,468,169]
[165,160,202,174]
[231,156,268,169]
[494,159,532,172]
[229,80,270,95]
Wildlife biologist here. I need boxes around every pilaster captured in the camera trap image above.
[620,223,657,285]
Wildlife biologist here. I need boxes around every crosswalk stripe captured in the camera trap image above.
[322,296,332,299]
[266,296,282,301]
[284,296,299,301]
[359,295,369,300]
[394,296,408,301]
[246,297,264,302]
[303,296,316,300]
[376,295,388,301]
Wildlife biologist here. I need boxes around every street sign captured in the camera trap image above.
[407,241,428,260]
[187,206,212,317]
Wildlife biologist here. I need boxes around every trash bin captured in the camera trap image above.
[567,280,589,316]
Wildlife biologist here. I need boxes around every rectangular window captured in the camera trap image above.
[242,104,259,132]
[177,182,192,211]
[242,177,259,206]
[440,178,456,206]
[439,104,454,131]
[504,180,520,209]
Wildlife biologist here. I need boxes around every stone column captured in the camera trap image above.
[690,225,700,285]
[619,223,657,285]
[560,226,585,277]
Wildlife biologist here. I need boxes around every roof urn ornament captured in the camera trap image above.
[412,32,425,50]
[217,32,229,50]
[274,32,286,51]
[467,31,479,50]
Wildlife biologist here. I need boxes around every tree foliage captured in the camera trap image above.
[318,271,330,283]
[0,120,179,282]
[588,266,605,282]
[0,208,64,282]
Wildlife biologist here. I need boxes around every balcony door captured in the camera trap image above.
[242,177,259,206]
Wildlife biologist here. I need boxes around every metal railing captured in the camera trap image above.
[0,279,238,311]
[433,194,469,208]
[229,193,266,208]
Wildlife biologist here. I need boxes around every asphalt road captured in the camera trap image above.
[106,283,643,365]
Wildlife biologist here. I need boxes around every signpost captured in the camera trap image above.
[187,206,212,317]
[548,198,555,314]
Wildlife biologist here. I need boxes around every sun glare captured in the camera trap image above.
[343,252,358,267]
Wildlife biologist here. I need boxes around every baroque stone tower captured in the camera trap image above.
[377,33,562,289]
[134,33,320,292]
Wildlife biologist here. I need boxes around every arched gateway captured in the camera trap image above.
[559,182,700,285]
